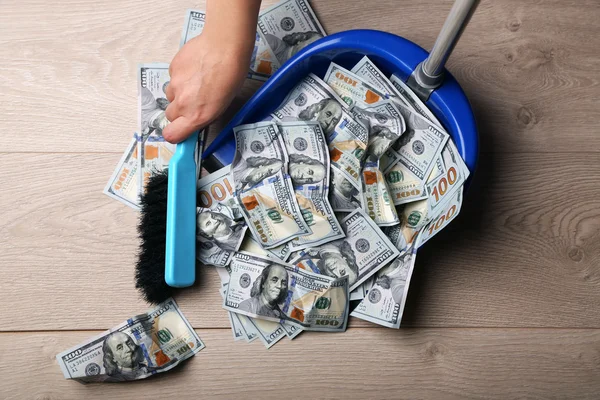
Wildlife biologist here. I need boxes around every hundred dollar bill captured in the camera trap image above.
[271,73,369,186]
[425,140,469,215]
[180,9,276,80]
[218,262,287,346]
[237,169,312,248]
[353,101,406,226]
[137,63,175,197]
[383,199,429,253]
[232,122,312,248]
[290,209,401,292]
[418,188,463,247]
[196,204,247,267]
[390,103,449,182]
[351,246,418,328]
[390,74,442,126]
[324,62,387,108]
[218,264,285,346]
[103,133,141,210]
[350,56,409,107]
[279,121,344,250]
[56,298,204,382]
[385,156,441,205]
[223,252,349,332]
[197,165,243,220]
[231,121,288,192]
[385,149,445,206]
[258,0,326,67]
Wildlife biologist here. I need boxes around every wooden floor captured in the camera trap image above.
[1,0,599,398]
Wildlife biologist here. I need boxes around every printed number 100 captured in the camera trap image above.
[427,205,457,235]
[431,167,457,202]
[198,179,234,208]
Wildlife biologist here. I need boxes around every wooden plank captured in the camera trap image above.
[1,328,600,399]
[1,0,599,153]
[1,152,599,330]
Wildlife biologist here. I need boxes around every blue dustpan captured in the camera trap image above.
[168,0,480,287]
[202,0,479,176]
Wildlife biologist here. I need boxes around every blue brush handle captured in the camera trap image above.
[165,131,198,287]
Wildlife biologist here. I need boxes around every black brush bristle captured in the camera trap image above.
[135,170,173,304]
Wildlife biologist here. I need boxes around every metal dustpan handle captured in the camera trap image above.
[408,0,480,101]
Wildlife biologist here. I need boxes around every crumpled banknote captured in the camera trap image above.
[56,299,204,382]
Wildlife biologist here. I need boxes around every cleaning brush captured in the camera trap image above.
[135,169,173,304]
[136,131,201,304]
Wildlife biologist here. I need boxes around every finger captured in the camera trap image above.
[165,82,175,102]
[165,82,174,102]
[162,116,198,144]
[165,102,180,124]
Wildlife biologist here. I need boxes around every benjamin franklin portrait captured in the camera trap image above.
[300,240,359,287]
[329,168,361,210]
[233,156,284,191]
[298,98,343,135]
[196,209,246,251]
[238,264,289,319]
[102,331,147,380]
[366,125,398,161]
[288,153,326,185]
[374,254,412,304]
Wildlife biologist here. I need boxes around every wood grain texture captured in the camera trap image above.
[2,329,600,400]
[1,0,599,153]
[1,152,599,330]
[2,0,600,398]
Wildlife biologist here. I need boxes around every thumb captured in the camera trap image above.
[162,116,198,144]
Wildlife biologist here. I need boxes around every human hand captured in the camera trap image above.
[163,31,253,143]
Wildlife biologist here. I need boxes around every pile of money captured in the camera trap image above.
[101,0,470,350]
[57,299,204,382]
[196,55,469,345]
